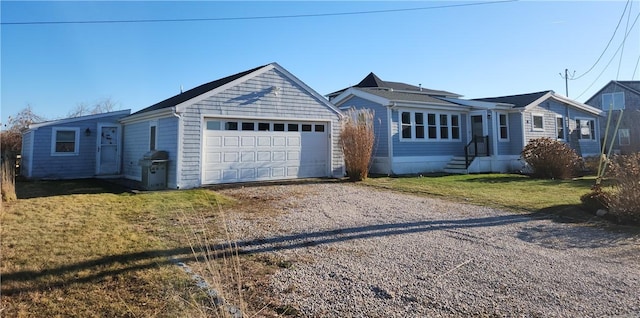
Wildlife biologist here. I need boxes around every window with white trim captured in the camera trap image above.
[556,116,565,140]
[149,123,157,150]
[401,112,412,139]
[399,111,461,141]
[577,118,596,140]
[602,92,625,110]
[532,113,544,130]
[498,113,509,140]
[51,127,80,155]
[619,128,630,146]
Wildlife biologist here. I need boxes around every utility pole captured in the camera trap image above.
[559,69,575,97]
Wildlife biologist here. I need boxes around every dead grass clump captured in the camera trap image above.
[606,153,640,224]
[521,137,581,179]
[340,108,375,181]
[2,156,17,202]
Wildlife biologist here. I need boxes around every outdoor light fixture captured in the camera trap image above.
[271,86,281,96]
[85,128,91,136]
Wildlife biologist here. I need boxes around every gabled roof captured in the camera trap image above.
[584,80,640,104]
[357,88,459,106]
[473,91,551,108]
[327,72,461,98]
[131,64,268,115]
[27,109,131,130]
[476,90,603,116]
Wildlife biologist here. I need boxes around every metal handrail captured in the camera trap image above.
[464,135,489,168]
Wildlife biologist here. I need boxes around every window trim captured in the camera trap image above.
[51,127,80,156]
[532,113,544,131]
[498,113,509,141]
[149,122,158,150]
[576,117,596,141]
[601,91,625,110]
[399,110,461,142]
[618,128,630,146]
[555,115,565,141]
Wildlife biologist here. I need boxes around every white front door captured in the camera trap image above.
[96,124,121,175]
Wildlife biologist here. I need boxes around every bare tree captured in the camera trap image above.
[67,97,119,117]
[1,105,46,154]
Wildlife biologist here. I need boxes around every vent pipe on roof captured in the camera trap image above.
[419,84,422,91]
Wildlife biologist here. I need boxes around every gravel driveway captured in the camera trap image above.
[219,182,640,317]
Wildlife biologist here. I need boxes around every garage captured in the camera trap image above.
[202,118,330,184]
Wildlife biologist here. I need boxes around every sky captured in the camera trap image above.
[1,1,640,128]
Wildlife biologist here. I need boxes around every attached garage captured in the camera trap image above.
[120,62,344,189]
[202,119,330,184]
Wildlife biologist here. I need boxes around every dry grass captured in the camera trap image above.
[340,108,375,181]
[0,179,292,317]
[1,158,17,202]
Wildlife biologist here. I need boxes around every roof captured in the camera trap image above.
[473,91,552,108]
[327,72,461,98]
[585,80,640,104]
[357,88,459,106]
[131,64,269,115]
[27,109,131,130]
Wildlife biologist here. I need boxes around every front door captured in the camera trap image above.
[97,124,120,175]
[469,113,488,156]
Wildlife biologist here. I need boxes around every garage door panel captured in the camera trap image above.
[241,136,255,147]
[241,151,255,162]
[203,120,329,184]
[224,136,239,146]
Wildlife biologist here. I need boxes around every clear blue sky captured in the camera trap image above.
[2,1,639,127]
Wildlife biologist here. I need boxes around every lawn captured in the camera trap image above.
[0,179,282,317]
[362,173,598,214]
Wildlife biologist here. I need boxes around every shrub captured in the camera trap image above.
[340,108,375,181]
[521,137,581,179]
[606,153,640,224]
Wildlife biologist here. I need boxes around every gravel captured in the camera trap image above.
[220,182,640,318]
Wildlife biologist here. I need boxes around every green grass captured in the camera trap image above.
[362,174,598,213]
[1,179,237,317]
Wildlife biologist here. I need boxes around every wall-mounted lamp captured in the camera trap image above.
[271,86,281,96]
[85,128,91,136]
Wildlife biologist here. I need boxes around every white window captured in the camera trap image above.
[556,116,565,140]
[400,111,461,141]
[401,112,412,139]
[149,123,157,150]
[532,113,544,130]
[498,113,509,140]
[602,92,625,110]
[619,128,630,146]
[577,118,596,140]
[51,127,80,155]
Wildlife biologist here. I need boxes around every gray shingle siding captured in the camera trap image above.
[496,112,523,156]
[339,96,389,157]
[179,68,343,187]
[122,121,148,181]
[585,82,640,153]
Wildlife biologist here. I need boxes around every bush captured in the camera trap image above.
[521,137,581,179]
[606,153,640,224]
[340,108,375,181]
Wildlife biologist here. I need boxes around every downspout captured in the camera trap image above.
[172,108,183,189]
[387,102,396,175]
[520,110,527,152]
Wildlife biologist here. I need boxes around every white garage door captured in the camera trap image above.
[202,119,329,184]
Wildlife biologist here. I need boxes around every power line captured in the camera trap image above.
[574,9,640,100]
[1,0,517,26]
[616,0,634,79]
[572,0,630,80]
[632,53,640,80]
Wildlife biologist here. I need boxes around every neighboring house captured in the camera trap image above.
[330,73,603,175]
[21,110,131,179]
[584,80,640,154]
[119,62,344,189]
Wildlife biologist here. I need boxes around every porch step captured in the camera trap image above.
[444,156,470,174]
